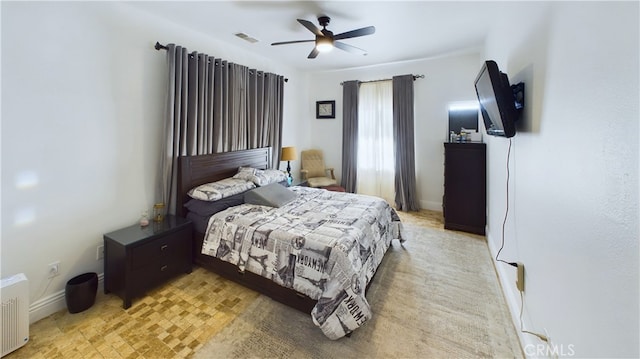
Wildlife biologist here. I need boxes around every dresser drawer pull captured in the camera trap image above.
[160,245,168,251]
[161,265,168,271]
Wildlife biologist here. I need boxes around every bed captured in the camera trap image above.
[177,147,404,339]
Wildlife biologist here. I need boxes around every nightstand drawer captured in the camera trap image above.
[130,231,188,270]
[131,260,188,288]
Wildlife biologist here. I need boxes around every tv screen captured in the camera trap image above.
[474,60,519,138]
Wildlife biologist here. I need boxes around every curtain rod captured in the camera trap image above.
[340,75,425,85]
[155,42,168,51]
[155,42,288,82]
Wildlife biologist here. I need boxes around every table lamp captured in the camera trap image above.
[280,146,297,182]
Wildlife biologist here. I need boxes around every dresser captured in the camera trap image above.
[443,142,486,235]
[104,215,193,309]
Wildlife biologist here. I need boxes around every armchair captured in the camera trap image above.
[300,149,338,188]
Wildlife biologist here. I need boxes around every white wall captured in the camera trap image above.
[483,2,639,357]
[0,1,309,322]
[304,52,481,210]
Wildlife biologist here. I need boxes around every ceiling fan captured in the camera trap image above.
[271,16,375,59]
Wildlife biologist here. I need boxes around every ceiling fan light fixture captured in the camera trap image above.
[316,37,333,53]
[271,16,374,59]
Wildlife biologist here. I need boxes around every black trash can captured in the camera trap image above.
[65,272,98,314]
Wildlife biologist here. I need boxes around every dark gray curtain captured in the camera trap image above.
[159,44,284,213]
[341,80,359,193]
[392,75,420,211]
[257,72,284,166]
[158,44,187,216]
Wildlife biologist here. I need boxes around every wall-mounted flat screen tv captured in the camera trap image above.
[474,60,523,138]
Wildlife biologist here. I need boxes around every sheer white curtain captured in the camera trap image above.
[356,80,395,203]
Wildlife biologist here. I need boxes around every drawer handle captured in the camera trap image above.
[160,245,168,251]
[161,265,168,271]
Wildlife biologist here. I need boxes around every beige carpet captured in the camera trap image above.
[195,224,522,359]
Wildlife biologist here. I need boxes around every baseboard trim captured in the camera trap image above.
[419,200,442,211]
[486,235,539,358]
[29,273,104,324]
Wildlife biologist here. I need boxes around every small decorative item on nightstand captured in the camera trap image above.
[139,210,149,227]
[153,203,165,222]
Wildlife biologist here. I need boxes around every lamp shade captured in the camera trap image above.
[281,147,297,161]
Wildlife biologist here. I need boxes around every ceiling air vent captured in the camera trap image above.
[235,33,259,44]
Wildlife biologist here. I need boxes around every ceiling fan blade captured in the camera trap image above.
[297,19,323,36]
[271,40,315,46]
[307,47,319,59]
[334,41,367,55]
[334,26,376,40]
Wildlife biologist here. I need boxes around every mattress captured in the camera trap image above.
[201,186,404,339]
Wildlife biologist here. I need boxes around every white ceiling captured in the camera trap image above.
[129,1,521,72]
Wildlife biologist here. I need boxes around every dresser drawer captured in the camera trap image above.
[130,230,189,270]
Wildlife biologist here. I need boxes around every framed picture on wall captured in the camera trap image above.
[316,100,335,119]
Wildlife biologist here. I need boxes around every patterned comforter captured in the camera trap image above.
[201,186,404,339]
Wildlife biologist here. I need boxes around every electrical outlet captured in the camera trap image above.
[48,261,60,278]
[97,245,104,260]
[516,262,525,292]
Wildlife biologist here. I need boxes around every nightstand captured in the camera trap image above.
[103,215,193,309]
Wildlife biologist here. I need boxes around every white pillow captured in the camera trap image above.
[232,166,257,181]
[188,178,256,202]
[233,167,287,186]
[252,169,288,186]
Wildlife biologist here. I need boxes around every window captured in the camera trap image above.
[356,80,395,203]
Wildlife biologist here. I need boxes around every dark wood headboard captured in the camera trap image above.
[176,147,272,217]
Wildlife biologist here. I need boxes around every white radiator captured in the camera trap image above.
[1,273,29,357]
